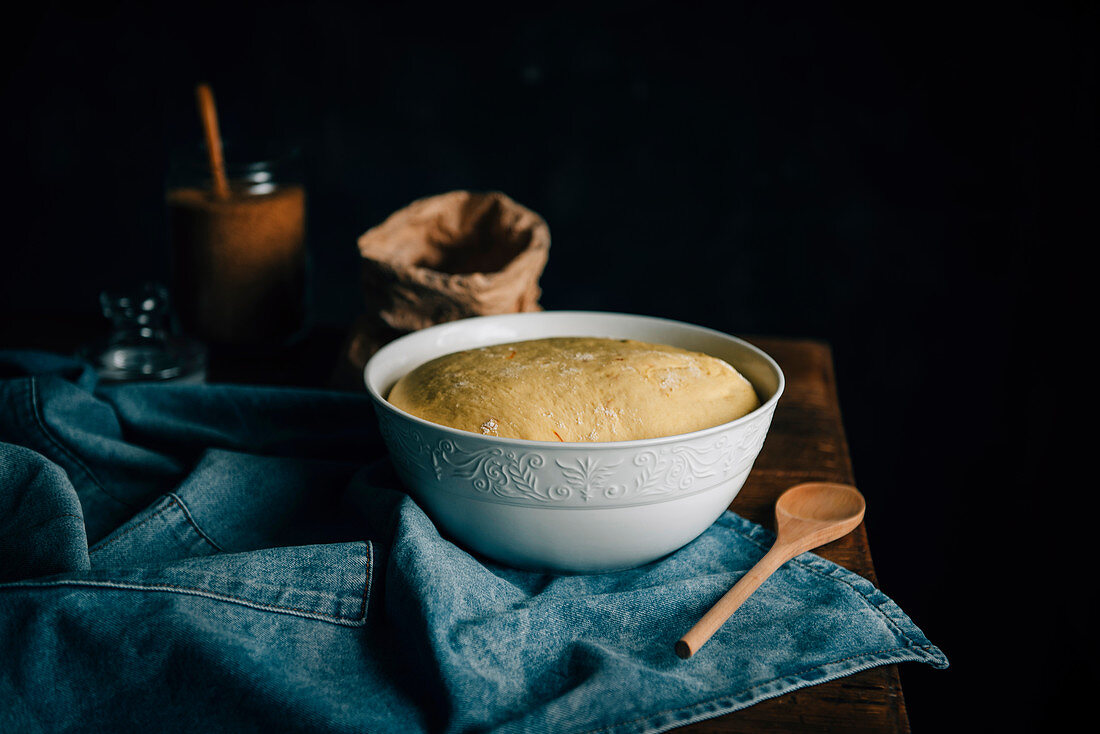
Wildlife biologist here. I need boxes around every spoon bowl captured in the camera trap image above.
[778,481,865,523]
[774,482,866,556]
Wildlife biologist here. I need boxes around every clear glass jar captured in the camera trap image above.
[82,282,207,383]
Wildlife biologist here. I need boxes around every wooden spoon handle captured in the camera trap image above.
[675,542,796,659]
[195,83,230,199]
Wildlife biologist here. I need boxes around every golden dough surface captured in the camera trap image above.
[387,336,760,442]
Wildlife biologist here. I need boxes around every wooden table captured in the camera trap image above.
[675,336,910,733]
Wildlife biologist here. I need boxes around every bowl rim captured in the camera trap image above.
[363,310,785,449]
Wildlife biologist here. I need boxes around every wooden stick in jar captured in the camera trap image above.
[195,83,230,199]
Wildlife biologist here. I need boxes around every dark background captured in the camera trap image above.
[1,1,1093,730]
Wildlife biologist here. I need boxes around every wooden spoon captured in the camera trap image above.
[195,83,230,200]
[675,482,866,659]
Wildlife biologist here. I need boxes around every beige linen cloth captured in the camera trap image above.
[332,190,550,389]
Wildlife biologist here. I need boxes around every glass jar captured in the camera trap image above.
[166,147,308,348]
[82,282,207,383]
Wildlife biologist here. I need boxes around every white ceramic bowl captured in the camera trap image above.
[364,311,784,573]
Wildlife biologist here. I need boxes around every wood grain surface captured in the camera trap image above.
[670,337,910,733]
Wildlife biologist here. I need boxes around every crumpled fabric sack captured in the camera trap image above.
[334,191,549,388]
[0,351,946,734]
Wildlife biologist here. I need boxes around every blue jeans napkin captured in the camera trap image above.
[0,351,946,733]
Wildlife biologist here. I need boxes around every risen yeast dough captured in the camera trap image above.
[387,336,760,442]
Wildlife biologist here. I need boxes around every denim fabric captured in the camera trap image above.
[0,351,947,733]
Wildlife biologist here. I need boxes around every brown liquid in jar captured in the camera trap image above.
[168,184,305,346]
